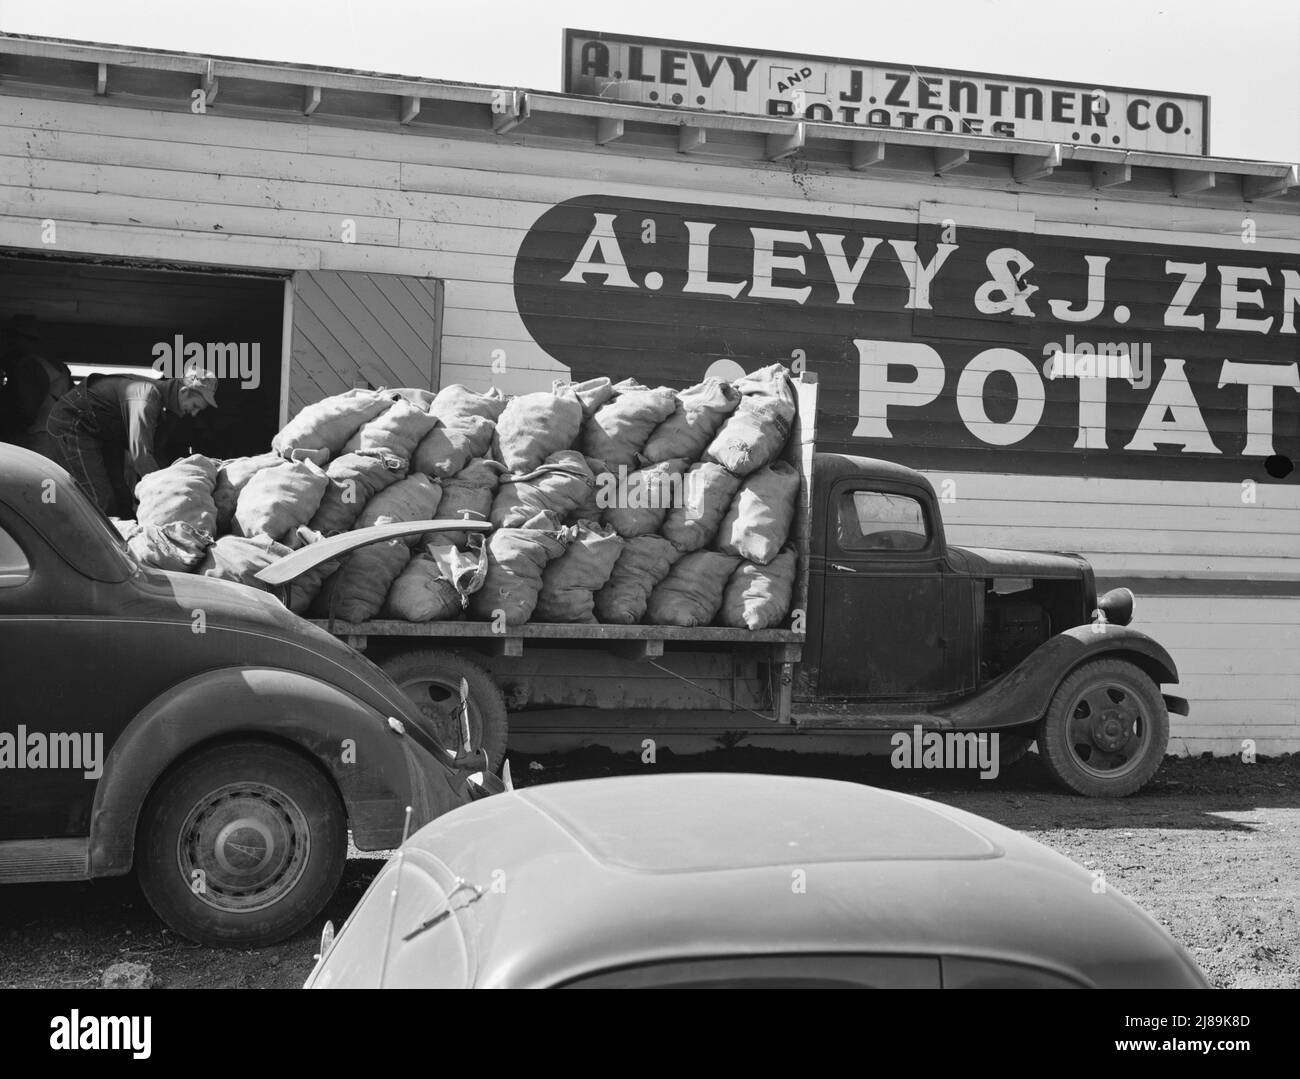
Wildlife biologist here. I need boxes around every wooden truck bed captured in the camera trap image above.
[311,375,820,724]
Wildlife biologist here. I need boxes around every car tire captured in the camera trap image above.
[136,741,346,948]
[379,649,509,773]
[1037,658,1168,798]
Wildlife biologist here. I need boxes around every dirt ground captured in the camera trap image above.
[1,751,1296,990]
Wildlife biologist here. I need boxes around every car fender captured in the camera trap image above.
[88,667,464,877]
[939,625,1181,733]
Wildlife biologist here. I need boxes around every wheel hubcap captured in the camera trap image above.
[177,782,310,913]
[1065,682,1147,778]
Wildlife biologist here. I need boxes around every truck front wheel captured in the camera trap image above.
[136,741,346,947]
[379,649,509,773]
[1037,658,1168,797]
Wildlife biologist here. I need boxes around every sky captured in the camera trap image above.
[1,0,1297,162]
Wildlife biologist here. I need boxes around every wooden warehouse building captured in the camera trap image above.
[1,32,1297,754]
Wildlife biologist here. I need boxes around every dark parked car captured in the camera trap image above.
[0,445,497,947]
[305,773,1209,989]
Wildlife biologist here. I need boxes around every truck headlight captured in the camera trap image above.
[1096,587,1135,626]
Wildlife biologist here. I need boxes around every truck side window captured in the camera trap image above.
[837,491,928,552]
[0,524,31,587]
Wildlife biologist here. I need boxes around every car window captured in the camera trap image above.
[837,490,929,552]
[0,524,31,587]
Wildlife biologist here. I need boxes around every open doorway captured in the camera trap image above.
[0,252,286,462]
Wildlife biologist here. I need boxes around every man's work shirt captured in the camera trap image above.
[79,374,167,476]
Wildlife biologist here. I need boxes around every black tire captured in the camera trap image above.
[379,649,509,773]
[1037,658,1168,797]
[136,741,346,948]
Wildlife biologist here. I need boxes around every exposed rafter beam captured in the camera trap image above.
[303,85,321,116]
[1014,145,1061,183]
[200,60,218,105]
[400,95,420,125]
[1092,162,1132,189]
[1243,165,1298,201]
[766,122,805,161]
[491,90,528,134]
[850,141,885,170]
[1172,170,1216,197]
[95,63,107,96]
[596,117,624,145]
[934,148,969,175]
[678,125,707,153]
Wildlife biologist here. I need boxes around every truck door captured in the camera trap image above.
[816,483,950,698]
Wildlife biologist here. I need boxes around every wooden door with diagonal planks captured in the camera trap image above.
[287,270,442,414]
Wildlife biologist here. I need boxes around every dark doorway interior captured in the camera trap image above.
[0,253,285,460]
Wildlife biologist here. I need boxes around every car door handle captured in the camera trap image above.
[830,563,857,573]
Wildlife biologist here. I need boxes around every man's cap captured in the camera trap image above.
[182,367,220,408]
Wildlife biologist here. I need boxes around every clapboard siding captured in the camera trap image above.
[2,92,1297,751]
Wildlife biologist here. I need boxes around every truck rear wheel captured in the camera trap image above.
[136,740,346,948]
[1037,658,1168,797]
[379,649,508,773]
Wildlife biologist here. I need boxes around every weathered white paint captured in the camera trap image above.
[1,94,1296,753]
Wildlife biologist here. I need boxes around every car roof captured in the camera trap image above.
[813,452,935,493]
[397,774,1200,988]
[516,772,995,870]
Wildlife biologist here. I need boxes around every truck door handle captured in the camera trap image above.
[830,563,857,573]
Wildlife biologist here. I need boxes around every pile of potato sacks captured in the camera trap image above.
[117,364,801,632]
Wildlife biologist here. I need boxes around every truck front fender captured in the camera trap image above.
[88,667,464,877]
[938,625,1180,733]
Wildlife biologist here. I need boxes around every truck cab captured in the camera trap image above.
[800,453,1188,796]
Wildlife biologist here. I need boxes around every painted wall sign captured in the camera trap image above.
[514,195,1299,483]
[564,29,1211,155]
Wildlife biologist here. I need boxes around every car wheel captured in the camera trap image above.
[136,741,346,948]
[1037,658,1169,797]
[379,649,509,772]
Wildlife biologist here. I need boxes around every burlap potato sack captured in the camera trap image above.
[493,388,584,472]
[233,458,330,542]
[125,520,213,572]
[199,533,294,591]
[719,548,797,630]
[660,461,743,552]
[594,534,682,625]
[213,453,284,533]
[356,473,443,534]
[308,450,406,536]
[703,364,796,476]
[437,457,506,547]
[343,397,440,465]
[491,451,596,529]
[319,539,412,622]
[272,388,393,466]
[600,458,689,538]
[581,380,678,469]
[135,454,220,536]
[467,516,569,626]
[534,520,625,624]
[646,550,742,627]
[430,384,508,425]
[642,377,741,463]
[412,414,495,479]
[714,460,799,565]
